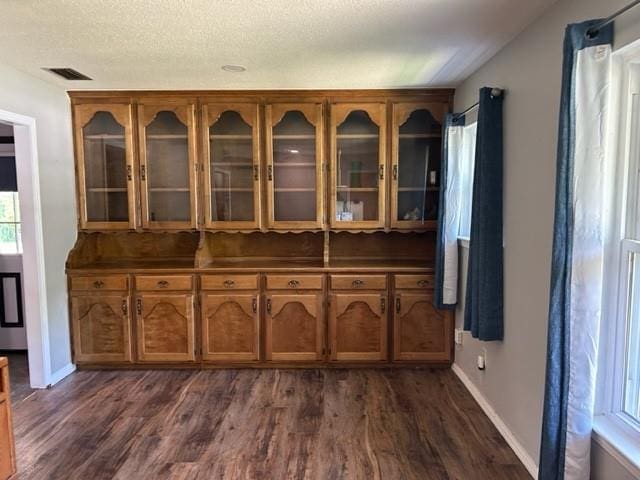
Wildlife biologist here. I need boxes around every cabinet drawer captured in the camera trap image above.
[71,275,128,291]
[135,275,193,291]
[201,274,259,291]
[330,274,387,290]
[394,274,435,290]
[266,274,323,290]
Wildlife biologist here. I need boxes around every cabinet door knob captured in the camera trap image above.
[140,164,146,181]
[127,164,132,181]
[136,298,142,315]
[121,300,128,315]
[267,164,273,181]
[417,279,429,288]
[253,165,259,181]
[223,280,235,288]
[379,164,385,180]
[252,297,257,313]
[93,280,104,289]
[395,297,401,313]
[352,279,364,288]
[380,296,386,313]
[157,280,169,288]
[392,164,398,180]
[266,298,272,314]
[287,279,300,288]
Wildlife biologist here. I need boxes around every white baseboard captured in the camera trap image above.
[47,363,76,387]
[451,363,539,479]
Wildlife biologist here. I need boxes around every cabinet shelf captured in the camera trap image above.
[149,188,190,192]
[212,162,253,167]
[336,187,379,192]
[84,134,125,140]
[274,188,316,192]
[146,134,188,140]
[336,134,379,139]
[273,135,316,140]
[212,187,254,192]
[210,134,253,140]
[87,188,127,193]
[398,133,441,139]
[273,162,316,167]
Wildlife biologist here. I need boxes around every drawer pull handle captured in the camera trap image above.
[121,300,128,316]
[252,297,257,313]
[223,280,235,288]
[157,280,169,288]
[93,280,104,289]
[417,280,430,288]
[380,297,386,313]
[287,279,300,288]
[352,279,364,288]
[137,298,142,315]
[396,297,401,313]
[266,298,272,314]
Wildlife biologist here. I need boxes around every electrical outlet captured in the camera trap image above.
[454,328,464,345]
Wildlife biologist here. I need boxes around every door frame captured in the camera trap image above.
[0,109,53,388]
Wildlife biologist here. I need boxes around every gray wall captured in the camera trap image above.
[0,63,76,373]
[453,0,640,478]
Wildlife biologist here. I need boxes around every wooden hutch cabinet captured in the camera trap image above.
[66,89,454,369]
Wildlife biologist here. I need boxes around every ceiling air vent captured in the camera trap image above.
[43,68,92,80]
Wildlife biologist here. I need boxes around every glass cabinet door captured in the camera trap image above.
[203,104,260,229]
[266,104,323,229]
[74,104,136,229]
[138,104,197,229]
[391,103,444,229]
[330,104,386,228]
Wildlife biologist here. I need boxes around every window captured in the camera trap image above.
[0,192,21,254]
[458,122,477,238]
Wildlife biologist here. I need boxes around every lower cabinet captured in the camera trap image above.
[0,358,16,480]
[201,293,260,362]
[70,294,132,363]
[265,293,323,361]
[329,293,387,361]
[135,293,196,362]
[393,293,452,361]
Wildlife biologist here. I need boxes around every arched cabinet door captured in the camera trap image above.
[392,293,452,362]
[330,103,386,229]
[391,102,445,230]
[329,293,387,361]
[265,293,323,361]
[73,104,136,230]
[265,103,324,229]
[137,102,198,229]
[71,294,132,363]
[202,104,261,230]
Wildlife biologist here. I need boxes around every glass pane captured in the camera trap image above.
[0,223,17,254]
[83,111,129,222]
[209,111,254,222]
[145,111,190,222]
[273,111,317,222]
[335,111,379,222]
[0,192,17,222]
[397,109,442,222]
[624,250,640,423]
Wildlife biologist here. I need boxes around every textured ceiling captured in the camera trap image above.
[0,0,557,90]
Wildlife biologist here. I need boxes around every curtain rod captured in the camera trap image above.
[586,0,640,38]
[452,88,502,121]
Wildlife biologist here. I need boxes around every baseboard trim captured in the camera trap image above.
[48,363,76,387]
[451,363,538,479]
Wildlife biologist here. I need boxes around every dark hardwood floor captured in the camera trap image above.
[0,350,33,404]
[11,368,529,480]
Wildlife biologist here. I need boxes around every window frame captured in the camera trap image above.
[595,42,640,475]
[0,191,22,255]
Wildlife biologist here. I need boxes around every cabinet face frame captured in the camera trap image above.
[135,292,196,362]
[329,292,388,361]
[201,292,260,362]
[202,103,261,230]
[392,292,452,362]
[70,293,133,363]
[137,101,198,229]
[329,102,387,229]
[73,103,137,230]
[265,103,324,230]
[265,292,323,362]
[390,102,446,230]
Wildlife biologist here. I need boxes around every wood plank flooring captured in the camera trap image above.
[11,369,530,480]
[0,351,33,404]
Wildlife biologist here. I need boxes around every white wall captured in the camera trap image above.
[0,63,76,374]
[453,0,640,478]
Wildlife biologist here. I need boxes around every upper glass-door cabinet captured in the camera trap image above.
[330,103,386,229]
[74,104,136,230]
[138,102,198,229]
[391,103,445,229]
[202,104,260,230]
[266,104,323,229]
